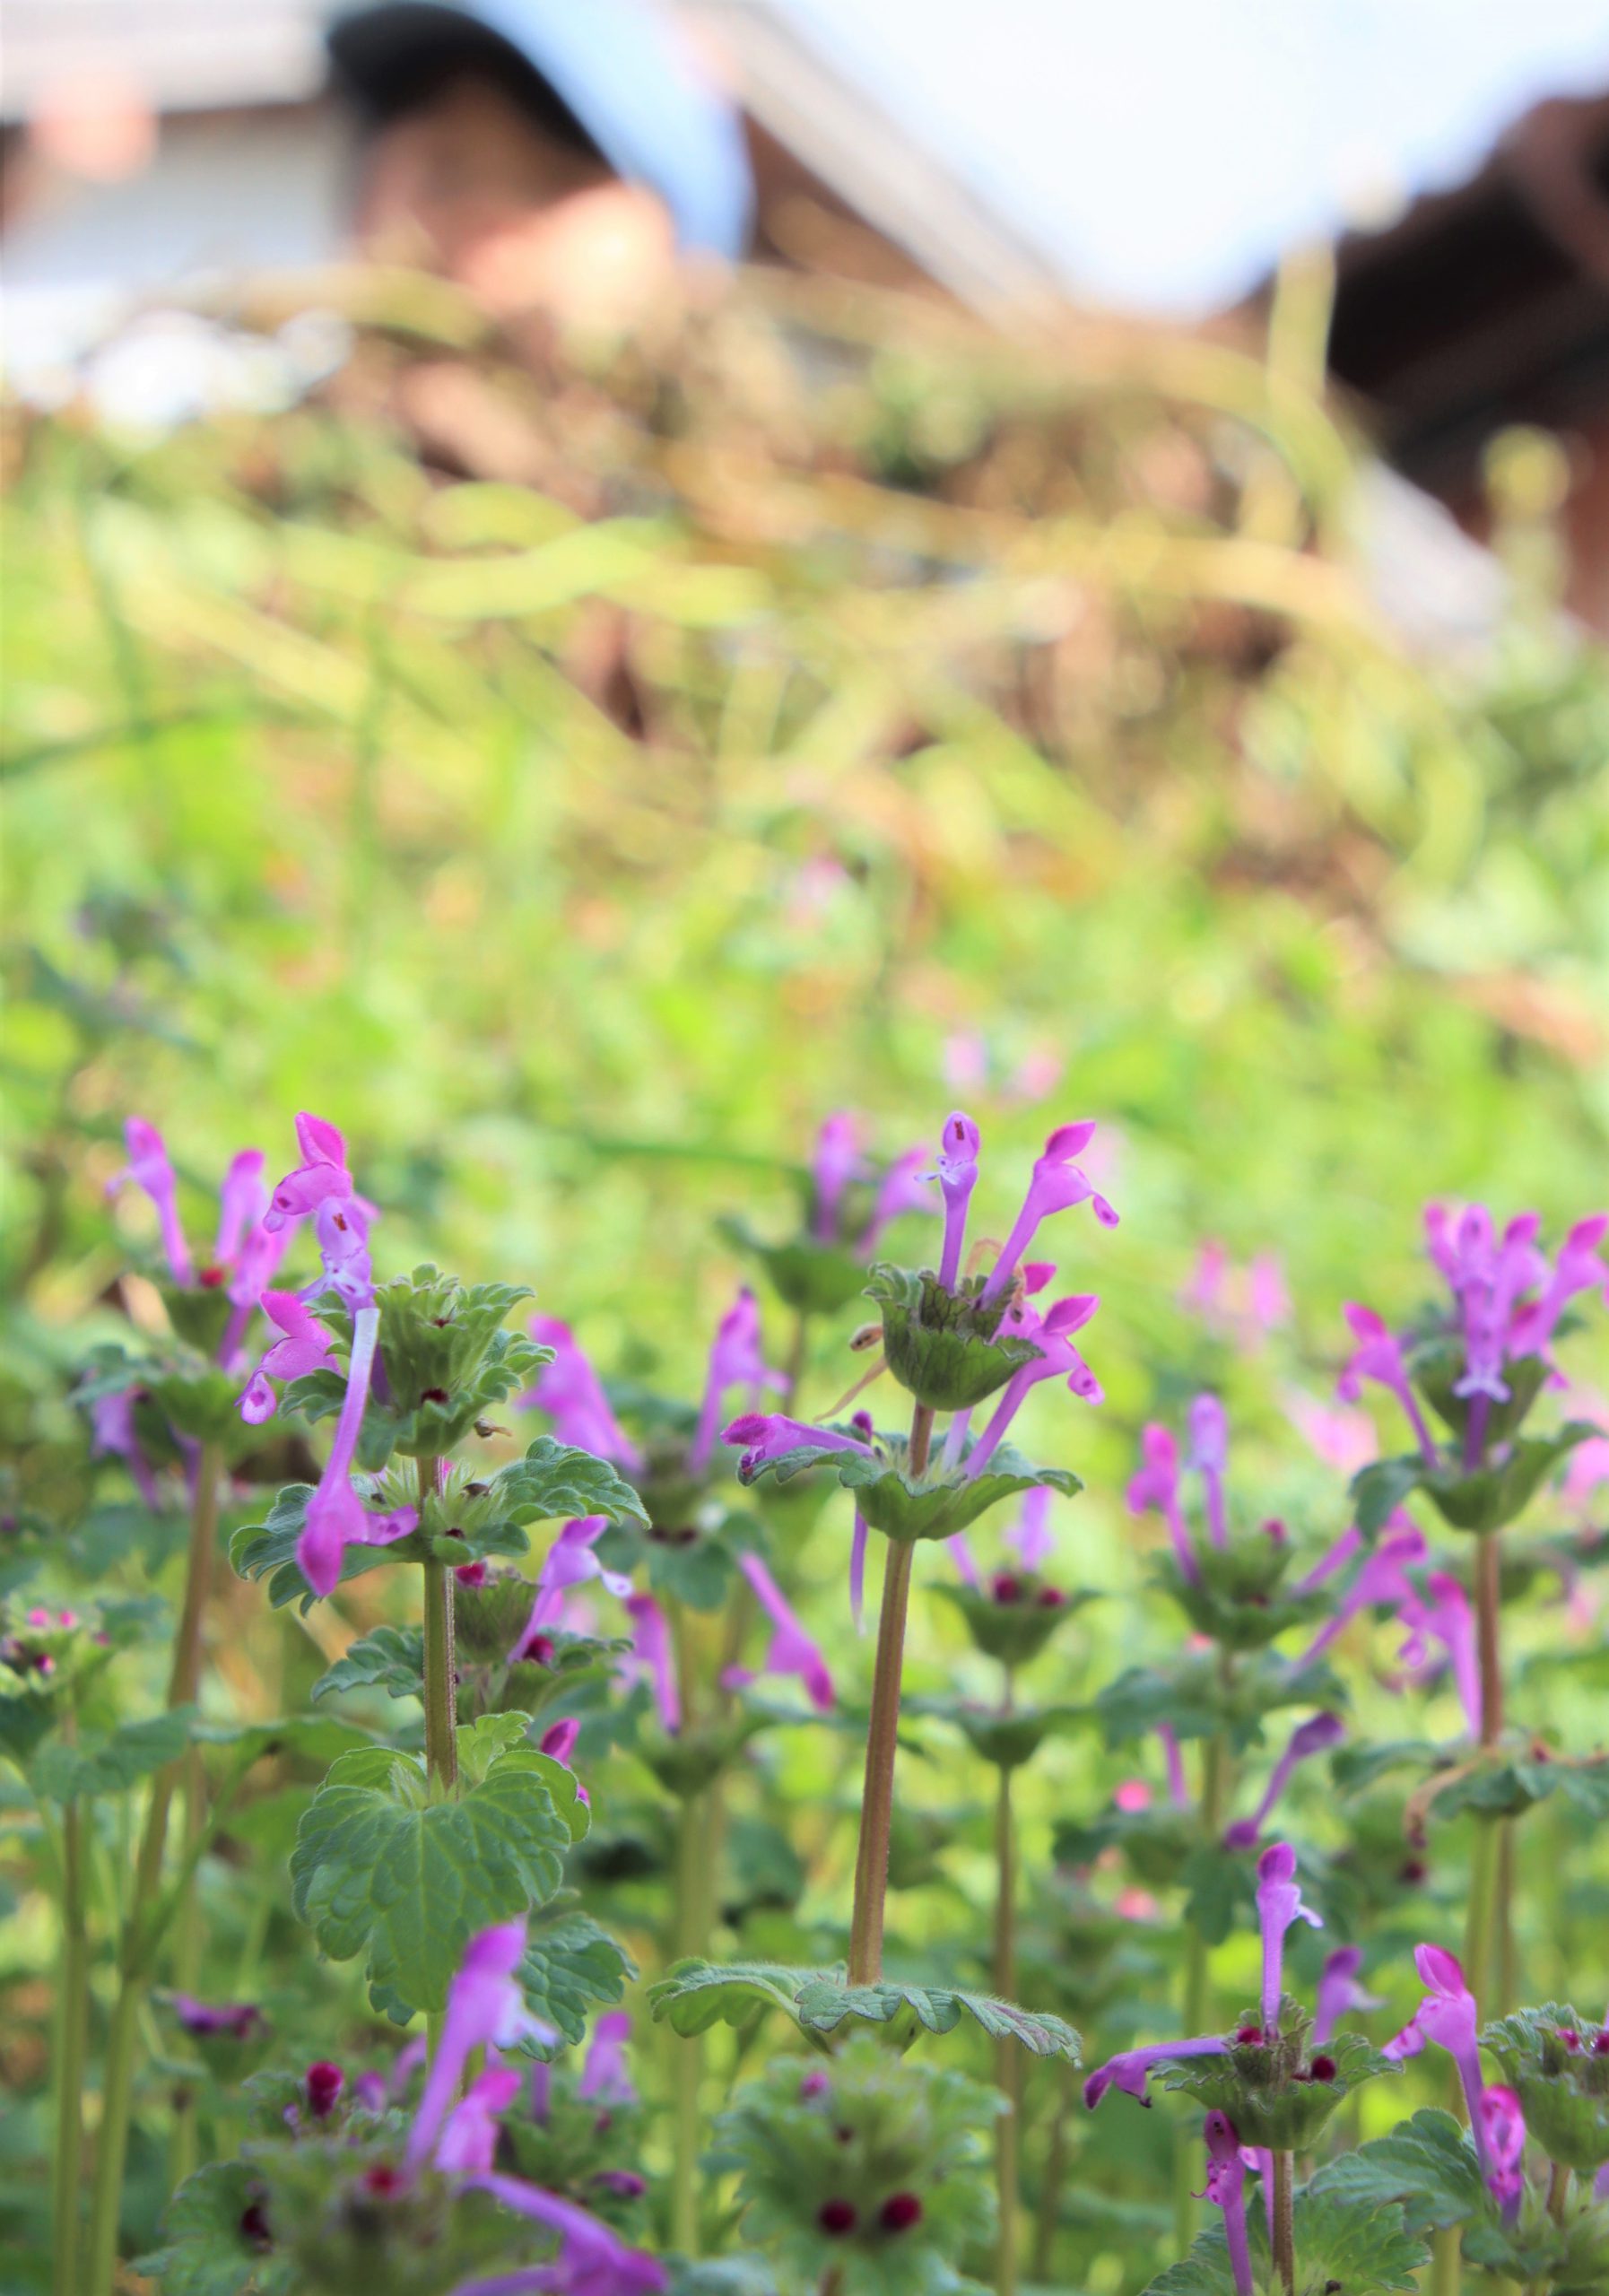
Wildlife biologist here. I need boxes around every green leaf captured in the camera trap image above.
[1145,2182,1428,2296]
[867,1261,1044,1411]
[517,1901,635,2046]
[1331,1738,1443,1796]
[646,1526,738,1611]
[1352,1456,1424,1538]
[1096,1650,1345,1752]
[1483,2005,1609,2172]
[1306,2109,1485,2235]
[289,1722,574,2014]
[31,1706,196,1802]
[1153,2024,1396,2149]
[1421,1425,1597,1535]
[310,1623,425,1702]
[490,1437,649,1530]
[648,1959,1080,2061]
[133,2160,290,2296]
[929,1580,1099,1671]
[717,1213,867,1318]
[736,1422,1079,1544]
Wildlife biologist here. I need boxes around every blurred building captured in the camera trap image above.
[1327,90,1609,630]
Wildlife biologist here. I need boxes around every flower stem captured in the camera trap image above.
[420,1458,457,1796]
[1175,1725,1230,2250]
[1464,1817,1501,2013]
[994,1721,1019,2296]
[847,1534,916,1985]
[1270,2149,1295,2296]
[1547,2161,1570,2223]
[670,1785,710,2254]
[1031,2058,1076,2280]
[87,1442,222,2296]
[51,1797,89,2296]
[1475,1533,1504,1746]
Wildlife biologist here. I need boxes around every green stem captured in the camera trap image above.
[86,1441,222,2296]
[168,1746,206,2190]
[1464,1817,1500,2013]
[1431,2227,1462,2296]
[420,1459,457,1797]
[1031,2059,1076,2281]
[52,1798,89,2296]
[848,1527,918,1985]
[994,1729,1018,2296]
[1175,1727,1230,2250]
[670,1787,709,2254]
[1271,2151,1295,2296]
[1547,2161,1570,2223]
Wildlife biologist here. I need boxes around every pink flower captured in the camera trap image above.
[723,1413,874,1479]
[577,2012,635,2108]
[625,1593,680,1735]
[1337,1304,1439,1466]
[405,1919,554,2176]
[1084,2034,1227,2110]
[961,1292,1102,1480]
[1385,1944,1487,2145]
[980,1121,1118,1308]
[722,1552,833,1710]
[1478,2085,1526,2221]
[1200,2110,1254,2296]
[811,1112,865,1243]
[1255,1842,1322,2038]
[515,1519,632,1651]
[1187,1395,1230,1549]
[107,1117,193,1285]
[522,1319,642,1474]
[935,1110,981,1288]
[293,1299,415,1599]
[1128,1423,1199,1587]
[237,1290,337,1424]
[1313,1946,1382,2046]
[1224,1715,1345,1850]
[687,1289,786,1474]
[264,1111,352,1231]
[1397,1571,1483,1741]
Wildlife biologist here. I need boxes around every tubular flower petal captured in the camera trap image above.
[625,1593,680,1735]
[577,2012,636,2108]
[722,1413,874,1478]
[108,1116,193,1285]
[1084,2035,1228,2110]
[1478,2085,1526,2221]
[934,1109,981,1289]
[522,1319,643,1474]
[961,1292,1102,1481]
[1397,1571,1483,1741]
[1313,1947,1382,2047]
[404,1920,555,2176]
[810,1111,865,1243]
[1007,1485,1056,1570]
[236,1290,337,1423]
[1255,1842,1323,2039]
[264,1111,352,1231]
[1296,1524,1426,1668]
[1200,2111,1255,2296]
[1336,1303,1439,1465]
[294,1305,416,1598]
[517,1518,632,1650]
[452,2176,667,2294]
[981,1119,1118,1307]
[722,1552,833,1709]
[1224,1714,1345,1850]
[1127,1422,1200,1587]
[1187,1394,1230,1549]
[688,1288,786,1474]
[434,2066,524,2176]
[1385,1944,1488,2151]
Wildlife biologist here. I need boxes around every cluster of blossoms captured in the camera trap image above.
[1340,1201,1608,1468]
[1179,1239,1291,1354]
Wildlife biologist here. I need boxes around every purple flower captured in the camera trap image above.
[450,2177,666,2294]
[1509,1214,1609,1359]
[1478,2085,1526,2221]
[405,1919,555,2177]
[1187,1395,1230,1550]
[1200,2110,1254,2296]
[1296,1524,1427,1668]
[1006,1485,1056,1571]
[688,1288,787,1475]
[436,2066,524,2175]
[303,1197,375,1314]
[1313,1947,1382,2047]
[722,1413,874,1479]
[238,1290,337,1424]
[295,1306,416,1598]
[721,1552,833,1710]
[624,1594,680,1735]
[536,1718,588,1806]
[107,1117,193,1285]
[577,2013,635,2109]
[811,1112,865,1243]
[1128,1424,1200,1587]
[166,1994,263,2040]
[305,2060,345,2120]
[1159,1722,1190,1809]
[980,1121,1118,1307]
[1224,1715,1345,1850]
[935,1110,981,1288]
[849,1510,869,1634]
[1385,1945,1486,2139]
[1084,2034,1228,2110]
[264,1111,352,1231]
[516,1519,633,1651]
[523,1320,643,1474]
[1396,1570,1482,1740]
[88,1388,164,1510]
[961,1292,1102,1480]
[1255,1842,1323,2038]
[857,1145,935,1255]
[214,1149,268,1267]
[1337,1305,1439,1467]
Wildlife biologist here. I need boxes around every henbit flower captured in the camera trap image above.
[811,1111,865,1243]
[687,1288,787,1475]
[1384,1945,1486,2136]
[215,1150,269,1267]
[577,2012,635,2109]
[1283,1387,1379,1479]
[1128,1424,1201,1587]
[1313,1947,1383,2047]
[434,2065,525,2175]
[1336,1305,1439,1467]
[301,1196,376,1315]
[405,1920,556,2178]
[536,1719,588,1808]
[935,1109,981,1289]
[1187,1395,1230,1549]
[1509,1215,1609,1360]
[1256,1843,1323,2039]
[264,1110,352,1231]
[516,1519,633,1651]
[1007,1485,1056,1571]
[238,1290,338,1424]
[1224,1715,1346,1850]
[857,1145,936,1255]
[1296,1524,1428,1669]
[451,2176,667,2294]
[1200,2111,1255,2296]
[624,1593,680,1735]
[1478,2085,1526,2221]
[167,1994,264,2039]
[108,1117,194,1285]
[522,1319,643,1474]
[1084,2035,1229,2110]
[961,1292,1102,1481]
[848,1511,869,1635]
[722,1413,874,1479]
[89,1388,164,1510]
[1397,1571,1482,1741]
[295,1307,417,1599]
[980,1121,1118,1307]
[1159,1722,1191,1809]
[722,1552,834,1709]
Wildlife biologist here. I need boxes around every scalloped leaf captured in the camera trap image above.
[1306,2109,1485,2235]
[1152,2025,1396,2149]
[517,1901,636,2047]
[1144,2183,1427,2296]
[488,1438,649,1530]
[737,1425,1079,1544]
[310,1623,425,1703]
[647,1958,1079,2060]
[1096,1650,1346,1752]
[30,1705,196,1802]
[717,1213,867,1318]
[866,1260,1044,1411]
[289,1722,575,2014]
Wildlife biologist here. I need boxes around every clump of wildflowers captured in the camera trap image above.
[719,1110,936,1318]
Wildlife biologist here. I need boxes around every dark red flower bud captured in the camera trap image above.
[305,2060,344,2119]
[239,2200,272,2251]
[361,2163,403,2196]
[991,1572,1024,1605]
[1036,1586,1065,1608]
[455,1561,488,1587]
[881,2191,924,2232]
[198,1265,226,1289]
[819,2198,857,2235]
[1235,2025,1263,2045]
[1308,2055,1338,2083]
